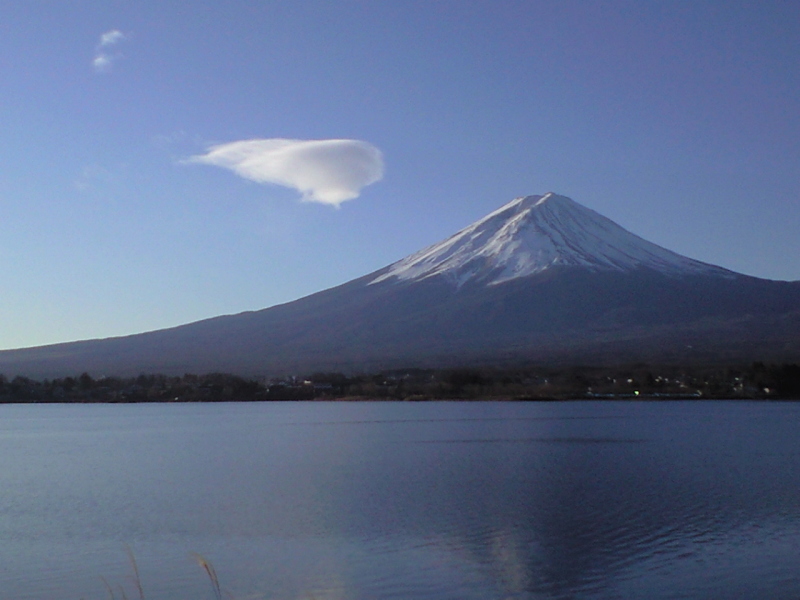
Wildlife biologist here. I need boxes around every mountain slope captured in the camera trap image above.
[1,194,798,378]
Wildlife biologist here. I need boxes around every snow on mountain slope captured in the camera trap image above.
[371,193,736,287]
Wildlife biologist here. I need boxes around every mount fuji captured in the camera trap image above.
[1,193,799,377]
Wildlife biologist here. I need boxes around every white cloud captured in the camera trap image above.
[93,29,127,73]
[187,138,384,207]
[99,30,126,47]
[92,54,113,72]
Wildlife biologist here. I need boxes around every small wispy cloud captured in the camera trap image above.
[187,138,384,207]
[100,30,125,47]
[93,29,127,73]
[92,54,113,72]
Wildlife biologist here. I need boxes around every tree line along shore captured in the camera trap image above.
[0,362,799,403]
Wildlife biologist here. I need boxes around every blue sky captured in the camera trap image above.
[1,1,799,350]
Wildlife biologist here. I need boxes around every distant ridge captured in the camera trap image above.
[0,194,798,378]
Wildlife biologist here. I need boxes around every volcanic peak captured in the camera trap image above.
[371,192,735,287]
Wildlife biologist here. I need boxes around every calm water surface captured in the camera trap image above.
[1,400,799,599]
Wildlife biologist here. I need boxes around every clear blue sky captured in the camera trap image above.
[1,1,799,350]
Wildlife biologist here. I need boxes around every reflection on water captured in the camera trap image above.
[0,400,799,599]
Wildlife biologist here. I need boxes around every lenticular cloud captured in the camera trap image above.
[189,138,384,206]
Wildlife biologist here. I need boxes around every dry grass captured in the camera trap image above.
[96,548,226,600]
[191,553,223,600]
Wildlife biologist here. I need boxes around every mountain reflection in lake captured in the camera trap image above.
[0,400,798,599]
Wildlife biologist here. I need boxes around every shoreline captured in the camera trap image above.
[1,395,797,405]
[2,363,798,402]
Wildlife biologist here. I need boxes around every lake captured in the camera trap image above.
[1,400,799,599]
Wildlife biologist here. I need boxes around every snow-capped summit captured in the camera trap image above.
[371,193,734,286]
